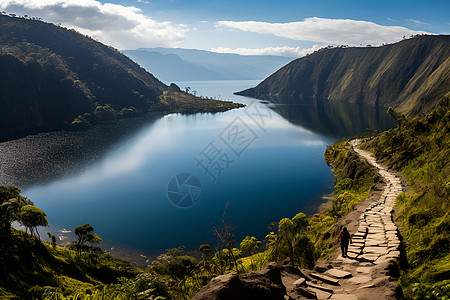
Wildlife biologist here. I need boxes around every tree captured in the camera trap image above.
[278,212,313,267]
[212,201,244,273]
[19,205,48,239]
[240,236,261,270]
[198,244,213,276]
[0,185,48,242]
[278,218,296,266]
[151,247,196,300]
[71,223,102,257]
[0,186,26,233]
[0,198,21,230]
[47,232,57,249]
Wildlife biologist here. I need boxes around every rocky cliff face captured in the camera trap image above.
[237,35,450,116]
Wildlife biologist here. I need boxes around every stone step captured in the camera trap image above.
[359,253,380,261]
[347,248,362,254]
[348,275,373,285]
[364,247,389,255]
[346,252,358,259]
[310,273,340,286]
[293,278,306,288]
[306,287,332,300]
[365,240,387,247]
[388,250,400,257]
[352,233,365,239]
[295,286,317,299]
[306,281,335,293]
[300,269,316,282]
[355,266,372,274]
[325,269,352,279]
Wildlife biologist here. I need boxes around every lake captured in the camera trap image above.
[0,80,395,260]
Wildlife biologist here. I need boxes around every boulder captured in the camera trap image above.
[192,263,286,300]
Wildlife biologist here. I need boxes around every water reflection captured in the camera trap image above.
[266,96,396,138]
[0,81,396,260]
[0,114,165,188]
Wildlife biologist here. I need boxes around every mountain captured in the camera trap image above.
[0,15,241,142]
[124,48,295,82]
[122,50,229,81]
[237,35,450,116]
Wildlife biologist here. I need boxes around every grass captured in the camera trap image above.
[0,229,140,299]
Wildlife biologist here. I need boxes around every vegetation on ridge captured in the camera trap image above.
[360,100,450,299]
[0,14,243,142]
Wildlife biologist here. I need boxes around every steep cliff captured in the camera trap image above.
[237,35,450,116]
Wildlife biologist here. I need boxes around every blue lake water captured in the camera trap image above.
[1,80,395,258]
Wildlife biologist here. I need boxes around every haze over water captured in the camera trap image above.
[1,80,395,255]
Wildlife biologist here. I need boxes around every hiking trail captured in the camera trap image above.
[282,138,405,300]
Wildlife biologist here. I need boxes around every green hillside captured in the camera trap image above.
[237,35,450,116]
[0,15,242,142]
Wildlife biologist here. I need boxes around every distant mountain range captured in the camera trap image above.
[123,48,295,82]
[237,35,450,116]
[0,15,241,142]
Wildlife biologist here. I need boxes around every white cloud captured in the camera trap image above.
[218,17,430,46]
[408,18,430,26]
[211,45,324,57]
[0,0,187,49]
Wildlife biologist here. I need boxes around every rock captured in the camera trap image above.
[385,281,404,299]
[371,260,400,278]
[191,274,243,300]
[192,263,286,300]
[169,82,181,91]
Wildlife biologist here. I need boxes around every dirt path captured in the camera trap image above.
[283,139,404,300]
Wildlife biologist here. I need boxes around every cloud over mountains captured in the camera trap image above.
[211,45,323,57]
[0,0,188,49]
[218,17,429,46]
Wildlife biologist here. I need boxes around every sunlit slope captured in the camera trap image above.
[237,35,450,116]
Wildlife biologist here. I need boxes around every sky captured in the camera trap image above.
[0,0,449,57]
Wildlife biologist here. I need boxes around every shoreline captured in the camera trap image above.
[0,97,245,144]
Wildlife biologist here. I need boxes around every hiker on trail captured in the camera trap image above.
[338,226,352,258]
